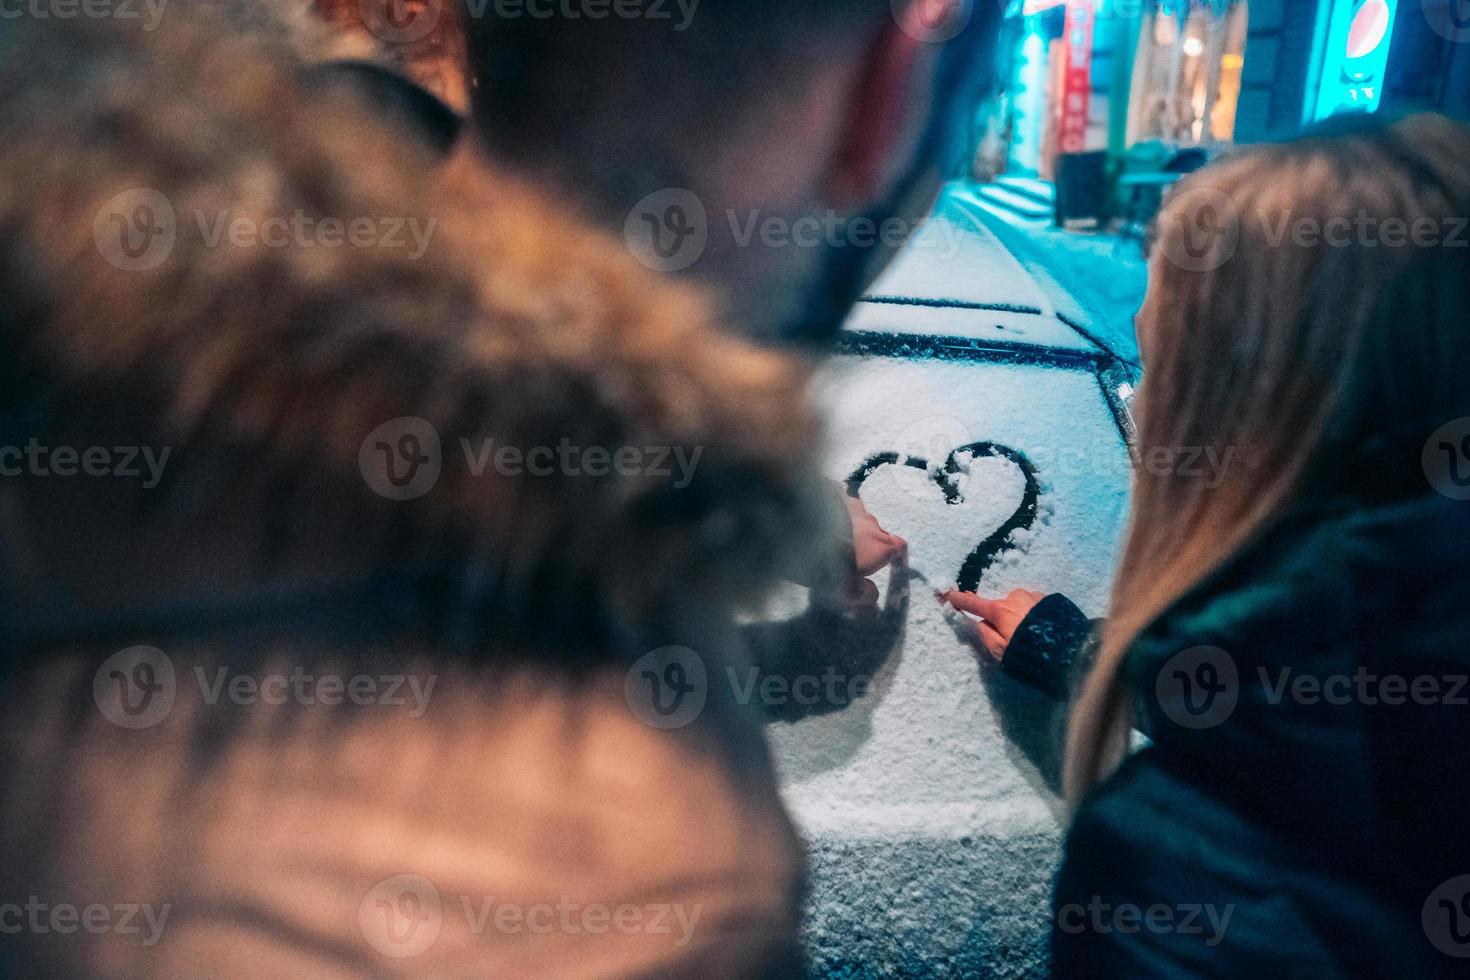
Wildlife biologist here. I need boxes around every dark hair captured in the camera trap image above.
[460,0,899,184]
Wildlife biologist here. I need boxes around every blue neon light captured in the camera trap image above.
[1312,0,1401,121]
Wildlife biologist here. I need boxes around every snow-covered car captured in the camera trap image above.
[771,184,1141,977]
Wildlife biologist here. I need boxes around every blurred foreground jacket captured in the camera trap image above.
[0,11,827,978]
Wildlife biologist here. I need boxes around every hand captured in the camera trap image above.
[940,588,1045,662]
[844,494,907,577]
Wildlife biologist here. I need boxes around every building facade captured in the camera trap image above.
[987,0,1470,186]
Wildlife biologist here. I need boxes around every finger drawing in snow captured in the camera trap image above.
[845,442,1041,594]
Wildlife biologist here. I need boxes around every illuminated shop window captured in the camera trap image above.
[1127,1,1249,147]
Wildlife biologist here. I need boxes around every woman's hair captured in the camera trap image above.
[1064,113,1470,803]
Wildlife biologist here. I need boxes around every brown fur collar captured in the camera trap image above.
[0,13,828,651]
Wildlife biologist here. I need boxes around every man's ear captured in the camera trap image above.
[825,1,952,209]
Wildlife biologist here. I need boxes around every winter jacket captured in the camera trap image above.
[0,15,826,979]
[1002,488,1470,977]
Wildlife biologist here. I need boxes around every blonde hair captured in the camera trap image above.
[1064,113,1470,803]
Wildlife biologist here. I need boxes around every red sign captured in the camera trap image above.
[1058,0,1095,154]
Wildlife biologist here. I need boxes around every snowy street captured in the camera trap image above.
[773,184,1143,976]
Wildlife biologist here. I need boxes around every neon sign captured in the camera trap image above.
[1058,0,1096,154]
[1312,0,1401,120]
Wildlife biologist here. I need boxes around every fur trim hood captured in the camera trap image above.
[0,13,828,656]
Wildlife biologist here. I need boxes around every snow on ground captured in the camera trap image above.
[758,183,1139,976]
[864,190,1058,316]
[962,184,1150,366]
[772,355,1130,976]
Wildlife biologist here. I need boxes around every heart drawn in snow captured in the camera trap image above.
[845,442,1041,594]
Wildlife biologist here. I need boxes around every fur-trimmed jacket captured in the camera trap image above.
[0,12,827,978]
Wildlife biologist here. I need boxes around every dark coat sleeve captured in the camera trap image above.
[1000,593,1099,702]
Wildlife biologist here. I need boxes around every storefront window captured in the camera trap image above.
[1128,1,1249,147]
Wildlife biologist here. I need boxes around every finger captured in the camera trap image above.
[943,591,1006,623]
[975,621,1007,662]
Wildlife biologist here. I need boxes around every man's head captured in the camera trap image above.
[460,0,1001,343]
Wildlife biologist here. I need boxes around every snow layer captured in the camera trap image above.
[964,186,1149,366]
[775,356,1131,977]
[866,190,1057,316]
